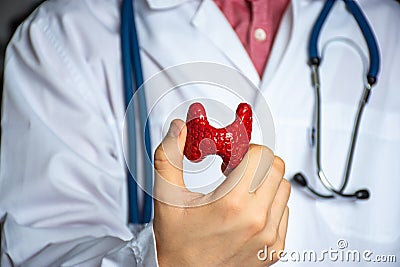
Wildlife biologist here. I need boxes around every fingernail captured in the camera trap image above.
[167,120,180,138]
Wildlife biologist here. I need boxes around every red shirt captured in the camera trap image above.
[214,0,290,77]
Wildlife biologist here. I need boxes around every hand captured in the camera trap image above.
[153,119,290,267]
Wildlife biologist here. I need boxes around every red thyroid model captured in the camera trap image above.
[184,102,252,174]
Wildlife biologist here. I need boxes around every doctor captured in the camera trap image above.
[1,0,399,266]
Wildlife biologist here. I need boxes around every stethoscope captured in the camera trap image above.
[121,0,381,224]
[121,0,153,223]
[292,0,380,200]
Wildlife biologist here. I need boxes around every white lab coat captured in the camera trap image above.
[1,0,399,266]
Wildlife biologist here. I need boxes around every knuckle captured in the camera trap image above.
[273,156,285,174]
[154,145,169,169]
[262,228,278,246]
[249,144,273,157]
[249,213,267,234]
[280,179,291,196]
[222,197,243,217]
[154,144,166,159]
[267,223,279,238]
[220,199,251,228]
[249,144,263,156]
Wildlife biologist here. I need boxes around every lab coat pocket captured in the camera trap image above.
[316,103,400,243]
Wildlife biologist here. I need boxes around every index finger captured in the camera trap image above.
[254,156,286,207]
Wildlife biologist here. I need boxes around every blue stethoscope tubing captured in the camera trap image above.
[293,0,381,200]
[121,0,153,223]
[308,0,380,84]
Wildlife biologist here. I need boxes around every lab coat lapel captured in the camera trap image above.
[191,0,260,86]
[137,0,260,86]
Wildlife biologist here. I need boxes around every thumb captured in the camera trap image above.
[154,119,187,187]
